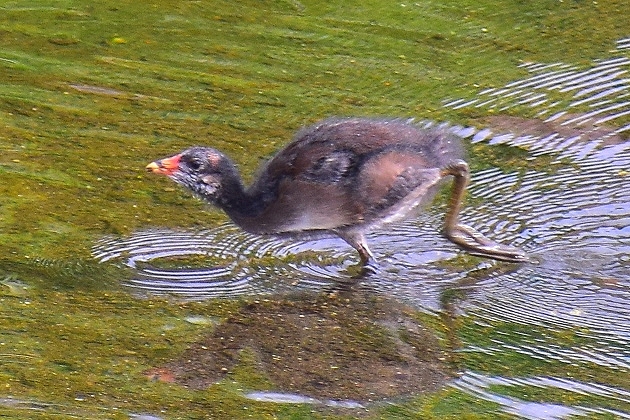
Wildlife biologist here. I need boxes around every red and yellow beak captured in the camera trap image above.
[146,154,182,176]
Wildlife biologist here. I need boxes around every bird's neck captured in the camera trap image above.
[213,176,266,221]
[213,174,279,234]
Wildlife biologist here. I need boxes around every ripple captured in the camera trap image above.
[446,53,630,162]
[618,37,630,51]
[453,372,630,420]
[244,391,364,409]
[92,217,472,306]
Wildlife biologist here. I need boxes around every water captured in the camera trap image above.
[454,372,630,420]
[92,46,630,417]
[1,1,628,415]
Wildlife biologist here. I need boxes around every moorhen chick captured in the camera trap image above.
[146,117,526,267]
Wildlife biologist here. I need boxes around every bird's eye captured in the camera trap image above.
[187,158,203,171]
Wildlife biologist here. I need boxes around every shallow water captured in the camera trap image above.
[93,48,630,417]
[1,1,629,418]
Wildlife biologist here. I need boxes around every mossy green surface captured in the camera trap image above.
[0,0,628,418]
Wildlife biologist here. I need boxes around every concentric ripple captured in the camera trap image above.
[94,225,349,298]
[91,215,475,305]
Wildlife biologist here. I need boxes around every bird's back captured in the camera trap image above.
[241,118,465,234]
[266,118,463,176]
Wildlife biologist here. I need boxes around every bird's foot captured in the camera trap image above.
[445,224,528,263]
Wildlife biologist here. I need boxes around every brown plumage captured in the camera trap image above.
[147,117,526,267]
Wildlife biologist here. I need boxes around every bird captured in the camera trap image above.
[146,117,526,268]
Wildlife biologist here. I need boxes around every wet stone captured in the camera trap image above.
[155,290,455,401]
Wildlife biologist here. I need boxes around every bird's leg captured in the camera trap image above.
[441,160,527,263]
[336,229,379,274]
[356,242,375,267]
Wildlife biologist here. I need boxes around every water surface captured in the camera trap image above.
[94,48,630,417]
[1,1,629,418]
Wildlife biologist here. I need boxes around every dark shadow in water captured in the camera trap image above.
[147,289,456,404]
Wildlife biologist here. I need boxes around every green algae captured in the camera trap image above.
[1,0,629,418]
[381,389,512,420]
